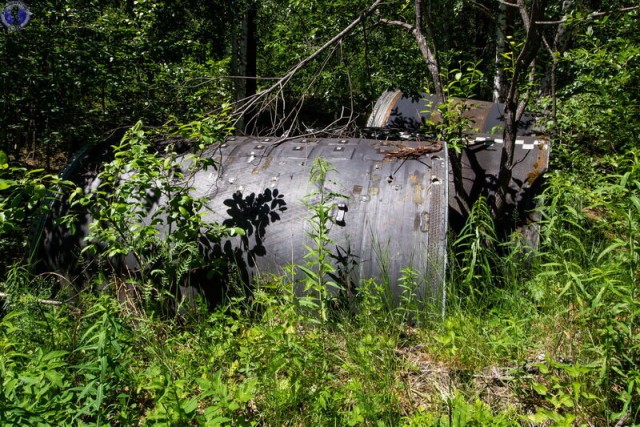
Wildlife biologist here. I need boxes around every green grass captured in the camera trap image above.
[1,148,639,425]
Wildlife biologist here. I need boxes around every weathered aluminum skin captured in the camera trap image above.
[190,136,448,306]
[367,90,537,135]
[367,91,549,229]
[36,136,449,308]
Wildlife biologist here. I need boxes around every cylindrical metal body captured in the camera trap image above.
[367,91,549,230]
[33,91,550,308]
[35,136,449,307]
[197,136,448,305]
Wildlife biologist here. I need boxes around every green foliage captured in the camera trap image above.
[529,149,640,424]
[0,293,135,425]
[0,0,233,160]
[396,267,422,322]
[298,157,347,323]
[403,392,518,426]
[72,297,132,424]
[450,198,498,300]
[65,117,241,310]
[0,338,76,425]
[425,63,485,151]
[554,9,640,155]
[524,360,600,426]
[0,150,72,271]
[448,197,532,312]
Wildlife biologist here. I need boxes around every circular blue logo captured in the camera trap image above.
[1,1,31,30]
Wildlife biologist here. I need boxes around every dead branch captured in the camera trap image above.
[240,42,346,137]
[233,0,384,130]
[379,0,444,101]
[379,18,413,30]
[495,0,519,8]
[0,291,62,306]
[384,140,443,160]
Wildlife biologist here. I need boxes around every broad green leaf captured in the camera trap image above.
[180,397,199,414]
[0,179,16,190]
[532,382,548,395]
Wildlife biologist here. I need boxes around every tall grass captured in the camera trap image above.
[1,146,639,424]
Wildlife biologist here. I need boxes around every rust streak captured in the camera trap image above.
[413,183,424,205]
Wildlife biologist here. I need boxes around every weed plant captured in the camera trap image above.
[1,126,639,424]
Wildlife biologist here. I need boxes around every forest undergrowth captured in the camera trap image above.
[1,0,639,424]
[1,137,638,426]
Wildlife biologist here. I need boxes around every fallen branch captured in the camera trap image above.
[234,0,384,125]
[384,140,443,160]
[0,291,63,306]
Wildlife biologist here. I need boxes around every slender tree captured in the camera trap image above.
[380,0,444,101]
[493,0,548,218]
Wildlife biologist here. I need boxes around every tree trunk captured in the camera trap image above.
[380,0,444,102]
[415,0,444,102]
[245,2,257,100]
[231,10,248,103]
[232,2,258,132]
[493,0,548,219]
[493,1,507,102]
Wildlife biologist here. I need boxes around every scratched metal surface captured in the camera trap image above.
[367,90,537,135]
[36,136,449,307]
[190,136,448,305]
[367,91,550,230]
